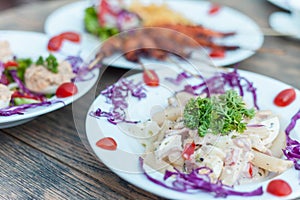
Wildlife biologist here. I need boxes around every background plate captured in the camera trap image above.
[0,30,99,128]
[44,0,264,68]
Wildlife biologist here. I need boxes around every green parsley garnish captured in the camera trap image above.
[183,90,255,137]
[16,58,32,81]
[35,54,58,73]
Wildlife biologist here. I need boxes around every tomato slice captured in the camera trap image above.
[267,179,292,196]
[59,32,81,43]
[56,82,78,98]
[209,49,225,58]
[208,4,221,15]
[47,35,63,52]
[274,88,296,107]
[182,141,196,160]
[96,137,117,151]
[4,61,18,68]
[12,91,43,101]
[143,69,159,87]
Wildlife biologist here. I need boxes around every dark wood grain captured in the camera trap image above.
[0,132,130,200]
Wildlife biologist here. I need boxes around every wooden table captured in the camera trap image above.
[0,0,299,199]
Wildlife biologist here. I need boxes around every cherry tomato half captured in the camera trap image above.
[96,137,117,151]
[209,49,225,58]
[4,61,18,68]
[274,88,296,107]
[56,82,78,98]
[208,4,221,15]
[182,141,196,160]
[47,35,63,51]
[59,32,81,43]
[143,69,159,87]
[267,179,292,197]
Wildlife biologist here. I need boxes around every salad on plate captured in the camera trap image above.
[86,65,299,198]
[0,37,96,117]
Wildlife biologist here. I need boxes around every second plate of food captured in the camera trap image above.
[0,30,99,128]
[44,0,264,68]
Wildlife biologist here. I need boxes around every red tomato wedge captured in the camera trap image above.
[56,82,78,98]
[59,32,81,43]
[182,141,196,160]
[274,88,296,107]
[96,137,117,151]
[143,69,159,87]
[209,49,225,58]
[47,35,63,51]
[267,179,292,197]
[208,4,221,15]
[4,61,18,68]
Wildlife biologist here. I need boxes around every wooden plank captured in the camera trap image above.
[0,133,129,200]
[1,67,159,200]
[2,106,160,199]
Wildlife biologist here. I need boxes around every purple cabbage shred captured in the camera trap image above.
[90,78,147,124]
[65,56,96,82]
[139,157,263,198]
[0,100,64,116]
[165,72,193,85]
[176,68,259,109]
[283,109,300,170]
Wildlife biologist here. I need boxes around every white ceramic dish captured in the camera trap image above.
[85,67,300,200]
[44,0,264,68]
[268,0,290,10]
[0,31,99,128]
[269,12,300,39]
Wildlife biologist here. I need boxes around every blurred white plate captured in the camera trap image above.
[44,0,264,68]
[268,0,290,10]
[269,12,300,39]
[85,67,299,200]
[0,30,99,128]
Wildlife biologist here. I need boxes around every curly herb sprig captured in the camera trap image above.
[184,90,255,137]
[36,54,58,73]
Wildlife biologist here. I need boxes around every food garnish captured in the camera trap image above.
[96,137,117,151]
[183,90,255,137]
[266,179,292,196]
[55,82,78,98]
[47,31,81,52]
[284,109,300,170]
[139,158,263,197]
[274,88,296,107]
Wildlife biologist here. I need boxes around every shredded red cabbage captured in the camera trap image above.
[139,157,263,198]
[65,56,96,82]
[116,9,141,31]
[180,68,259,109]
[165,72,193,85]
[283,109,300,170]
[0,100,64,116]
[90,78,147,124]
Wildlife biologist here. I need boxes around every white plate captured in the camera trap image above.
[0,31,99,128]
[85,67,300,199]
[44,0,264,68]
[268,0,290,10]
[269,12,300,39]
